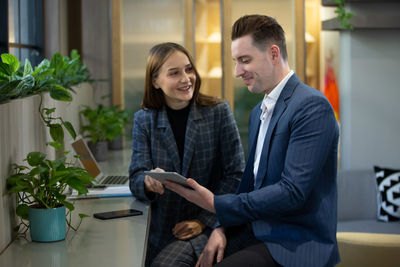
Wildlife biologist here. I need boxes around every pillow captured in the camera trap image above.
[374,166,400,222]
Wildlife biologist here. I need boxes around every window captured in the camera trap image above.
[5,0,44,66]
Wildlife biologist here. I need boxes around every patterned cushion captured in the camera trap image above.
[374,166,400,222]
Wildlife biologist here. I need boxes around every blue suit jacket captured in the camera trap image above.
[215,74,340,267]
[129,101,244,264]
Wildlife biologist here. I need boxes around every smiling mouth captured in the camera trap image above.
[178,85,192,91]
[242,77,252,85]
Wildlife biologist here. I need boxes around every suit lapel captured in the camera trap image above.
[158,107,181,172]
[254,74,299,189]
[181,103,200,177]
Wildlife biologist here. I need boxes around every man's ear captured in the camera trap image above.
[270,45,280,62]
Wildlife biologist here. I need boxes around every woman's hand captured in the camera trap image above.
[144,167,165,195]
[173,219,206,240]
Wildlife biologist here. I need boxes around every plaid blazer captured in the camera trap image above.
[129,101,244,265]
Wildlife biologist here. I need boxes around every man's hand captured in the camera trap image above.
[173,219,206,240]
[144,168,164,195]
[196,227,226,267]
[164,178,216,213]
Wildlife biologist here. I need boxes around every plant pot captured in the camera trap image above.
[108,134,123,150]
[88,140,108,162]
[28,205,66,242]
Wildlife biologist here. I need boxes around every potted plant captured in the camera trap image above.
[79,104,126,160]
[107,105,131,150]
[6,99,95,242]
[2,51,95,242]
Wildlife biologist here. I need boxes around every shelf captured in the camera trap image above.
[322,0,400,6]
[322,15,400,30]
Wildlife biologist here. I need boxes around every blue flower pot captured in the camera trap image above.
[28,205,66,242]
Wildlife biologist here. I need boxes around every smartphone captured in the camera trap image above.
[93,209,143,220]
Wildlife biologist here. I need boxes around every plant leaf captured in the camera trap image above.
[62,121,76,139]
[27,152,46,166]
[43,107,56,115]
[23,59,33,77]
[0,62,12,76]
[1,54,20,74]
[46,141,64,149]
[63,200,74,211]
[0,80,22,97]
[49,123,64,144]
[49,84,72,101]
[50,52,64,73]
[16,204,29,220]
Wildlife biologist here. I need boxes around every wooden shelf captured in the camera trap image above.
[322,15,400,30]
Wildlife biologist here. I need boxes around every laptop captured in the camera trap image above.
[70,137,129,186]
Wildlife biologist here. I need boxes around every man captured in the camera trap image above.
[165,14,340,267]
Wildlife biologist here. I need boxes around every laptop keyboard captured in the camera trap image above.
[102,175,129,185]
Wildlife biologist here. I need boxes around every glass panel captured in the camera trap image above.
[195,0,222,98]
[20,48,41,67]
[9,47,20,60]
[8,0,18,43]
[122,0,184,136]
[231,0,295,158]
[20,0,43,47]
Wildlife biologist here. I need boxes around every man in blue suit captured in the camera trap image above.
[166,14,340,267]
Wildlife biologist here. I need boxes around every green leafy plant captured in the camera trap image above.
[50,49,91,92]
[107,105,131,141]
[334,0,354,30]
[0,54,72,103]
[80,104,131,143]
[6,94,95,238]
[0,50,91,104]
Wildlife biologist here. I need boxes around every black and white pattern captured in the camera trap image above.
[374,166,400,222]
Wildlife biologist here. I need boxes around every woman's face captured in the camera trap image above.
[153,51,196,110]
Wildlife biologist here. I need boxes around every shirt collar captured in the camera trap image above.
[260,70,294,118]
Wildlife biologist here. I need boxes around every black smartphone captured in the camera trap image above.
[93,209,143,220]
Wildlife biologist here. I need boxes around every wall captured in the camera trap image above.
[81,0,112,106]
[0,84,94,253]
[339,29,400,170]
[0,95,47,253]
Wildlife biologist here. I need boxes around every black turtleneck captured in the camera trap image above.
[166,104,191,163]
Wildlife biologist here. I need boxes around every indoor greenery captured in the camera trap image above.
[80,104,131,143]
[50,49,91,92]
[334,0,354,30]
[0,50,90,104]
[7,95,95,237]
[4,51,95,237]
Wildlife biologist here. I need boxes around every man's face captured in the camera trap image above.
[231,34,276,95]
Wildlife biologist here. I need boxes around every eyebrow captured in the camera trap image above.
[167,63,192,72]
[233,55,250,62]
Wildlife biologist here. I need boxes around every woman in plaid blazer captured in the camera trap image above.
[129,43,244,267]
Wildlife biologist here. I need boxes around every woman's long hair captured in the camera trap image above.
[142,42,222,109]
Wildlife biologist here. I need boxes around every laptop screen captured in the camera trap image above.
[71,138,101,179]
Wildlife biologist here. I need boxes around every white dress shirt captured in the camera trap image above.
[253,70,294,183]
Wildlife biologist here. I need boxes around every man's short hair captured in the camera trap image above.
[232,14,288,61]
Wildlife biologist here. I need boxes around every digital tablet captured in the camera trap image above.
[144,171,191,188]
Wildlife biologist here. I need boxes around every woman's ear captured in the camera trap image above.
[152,78,160,89]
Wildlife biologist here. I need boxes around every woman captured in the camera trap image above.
[129,43,244,267]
